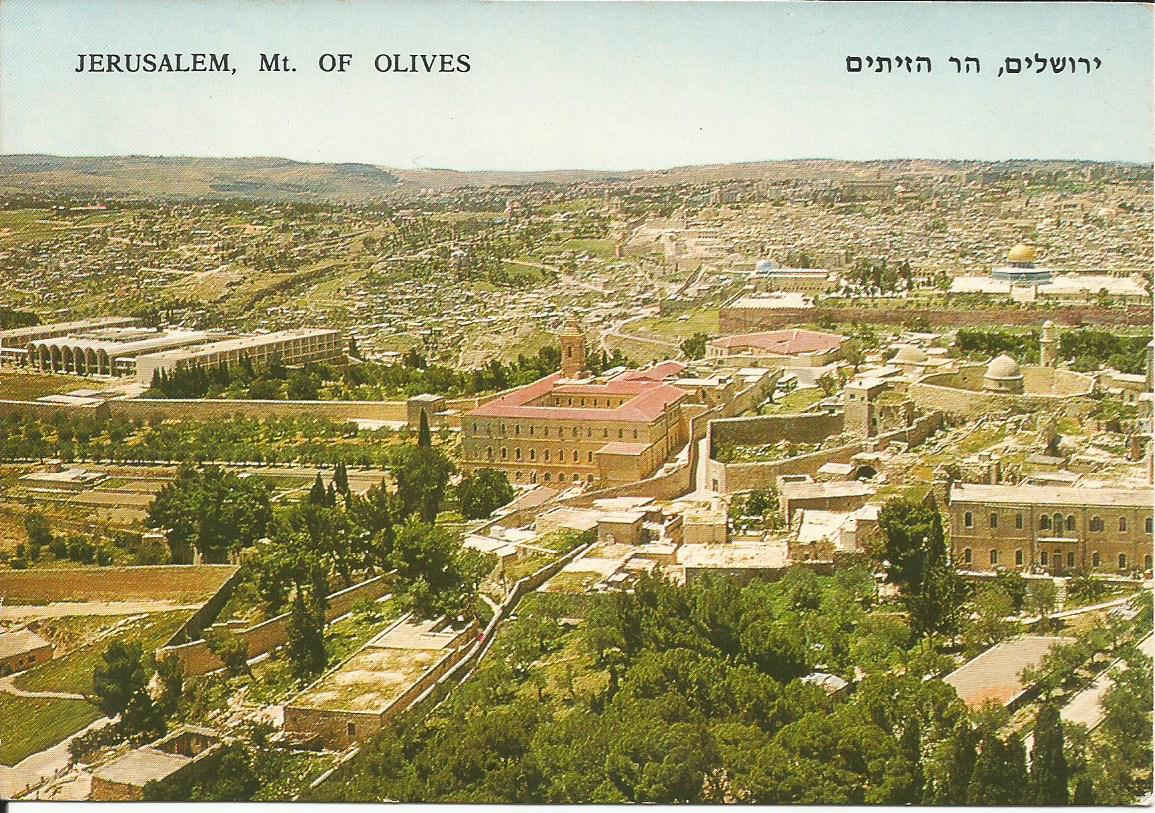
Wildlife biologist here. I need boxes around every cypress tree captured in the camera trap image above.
[1073,776,1094,804]
[1030,703,1069,804]
[417,410,432,449]
[968,731,1028,805]
[308,472,326,505]
[942,723,978,804]
[334,460,349,495]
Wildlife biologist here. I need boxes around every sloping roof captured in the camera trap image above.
[709,329,843,356]
[944,635,1072,709]
[468,373,686,423]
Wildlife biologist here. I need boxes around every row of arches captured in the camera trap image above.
[22,342,119,376]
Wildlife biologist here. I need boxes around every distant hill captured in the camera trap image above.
[0,154,1143,202]
[0,155,401,203]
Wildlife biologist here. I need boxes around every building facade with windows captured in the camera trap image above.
[948,483,1154,576]
[461,324,692,487]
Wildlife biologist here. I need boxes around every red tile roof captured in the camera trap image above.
[468,373,686,423]
[710,329,843,356]
[616,361,687,382]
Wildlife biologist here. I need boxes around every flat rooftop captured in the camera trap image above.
[134,329,340,362]
[679,542,789,569]
[93,748,191,786]
[950,483,1154,509]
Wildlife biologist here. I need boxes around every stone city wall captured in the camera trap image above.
[710,411,844,447]
[719,304,1152,334]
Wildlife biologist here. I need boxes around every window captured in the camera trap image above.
[588,451,593,462]
[515,448,522,461]
[1092,551,1100,567]
[530,449,536,461]
[989,513,998,529]
[529,426,534,437]
[633,429,638,439]
[347,723,356,737]
[573,450,579,462]
[964,512,973,528]
[1118,553,1127,570]
[603,429,608,438]
[1053,513,1063,532]
[1090,516,1103,532]
[963,548,972,564]
[989,549,998,565]
[1118,517,1127,532]
[1040,551,1049,565]
[515,425,520,436]
[544,450,551,462]
[486,447,493,461]
[1015,549,1023,566]
[544,473,551,482]
[1146,517,1153,534]
[515,471,523,481]
[1066,515,1075,531]
[1040,515,1051,530]
[1067,552,1075,568]
[572,427,578,438]
[500,447,507,460]
[1015,513,1023,529]
[1146,555,1152,572]
[618,429,623,439]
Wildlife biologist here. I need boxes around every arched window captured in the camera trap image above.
[572,450,579,462]
[1118,517,1127,532]
[544,450,551,462]
[1053,513,1063,532]
[1145,554,1152,572]
[989,513,998,528]
[515,448,522,461]
[500,447,507,460]
[963,548,972,564]
[486,447,493,461]
[1066,515,1075,531]
[1092,551,1100,567]
[1090,516,1103,532]
[529,449,536,461]
[1040,515,1051,530]
[544,473,552,482]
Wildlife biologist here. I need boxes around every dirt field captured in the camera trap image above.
[0,565,236,604]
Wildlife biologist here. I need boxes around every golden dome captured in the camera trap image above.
[1007,244,1037,264]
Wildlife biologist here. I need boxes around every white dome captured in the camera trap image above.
[893,344,928,364]
[985,354,1022,380]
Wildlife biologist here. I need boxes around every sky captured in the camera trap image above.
[1,1,1151,171]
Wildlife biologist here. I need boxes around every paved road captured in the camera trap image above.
[0,676,85,701]
[0,716,112,800]
[0,601,202,620]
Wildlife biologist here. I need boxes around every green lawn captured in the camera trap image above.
[13,611,190,696]
[631,309,721,341]
[561,238,616,259]
[759,387,825,415]
[0,693,100,766]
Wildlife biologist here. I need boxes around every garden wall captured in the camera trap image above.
[710,411,844,447]
[155,573,393,676]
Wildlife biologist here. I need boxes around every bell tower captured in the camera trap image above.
[559,317,586,379]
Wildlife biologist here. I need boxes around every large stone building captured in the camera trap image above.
[461,324,692,486]
[705,329,843,367]
[948,482,1154,575]
[134,329,344,386]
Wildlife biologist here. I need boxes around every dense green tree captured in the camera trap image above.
[417,410,432,449]
[679,332,710,360]
[458,469,515,519]
[287,588,327,681]
[392,445,455,523]
[1029,703,1069,804]
[146,465,272,563]
[967,731,1027,805]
